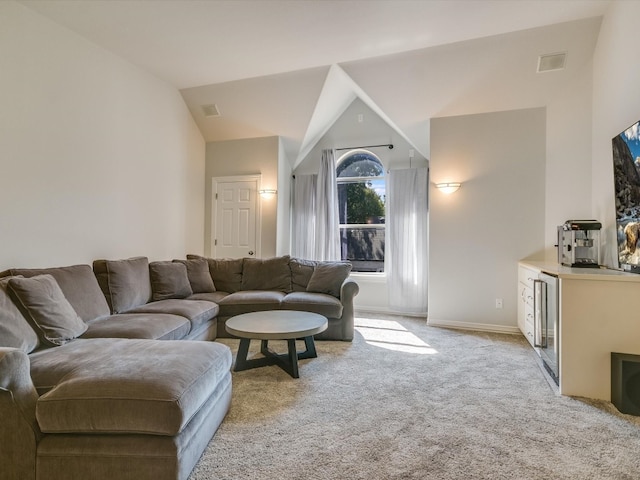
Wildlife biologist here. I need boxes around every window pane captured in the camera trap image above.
[340,227,385,272]
[338,180,385,224]
[337,152,384,178]
[336,149,386,273]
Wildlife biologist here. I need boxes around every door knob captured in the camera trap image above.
[248,251,254,256]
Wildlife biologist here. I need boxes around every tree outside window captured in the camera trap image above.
[336,150,385,272]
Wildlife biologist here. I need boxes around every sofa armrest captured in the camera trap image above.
[0,348,41,480]
[338,279,359,342]
[340,278,359,302]
[0,348,39,423]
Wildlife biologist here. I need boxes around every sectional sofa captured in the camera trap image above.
[0,254,358,480]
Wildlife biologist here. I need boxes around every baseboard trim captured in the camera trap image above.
[355,307,427,318]
[355,309,521,335]
[427,318,521,335]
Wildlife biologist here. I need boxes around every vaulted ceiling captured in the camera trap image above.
[19,0,611,165]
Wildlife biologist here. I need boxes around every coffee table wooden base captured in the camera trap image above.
[234,336,317,378]
[226,311,328,378]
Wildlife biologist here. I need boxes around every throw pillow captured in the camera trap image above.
[149,262,193,301]
[306,262,352,298]
[242,255,292,292]
[0,276,40,353]
[173,258,215,293]
[9,264,111,322]
[290,257,318,291]
[8,274,87,347]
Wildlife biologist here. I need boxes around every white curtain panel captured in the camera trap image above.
[315,149,340,261]
[387,167,429,314]
[292,174,317,259]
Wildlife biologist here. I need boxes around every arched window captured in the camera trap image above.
[336,149,385,273]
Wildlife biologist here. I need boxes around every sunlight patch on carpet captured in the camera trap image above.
[355,317,438,354]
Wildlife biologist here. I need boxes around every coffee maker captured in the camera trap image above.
[557,220,601,268]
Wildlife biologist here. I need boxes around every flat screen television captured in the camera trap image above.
[612,119,640,273]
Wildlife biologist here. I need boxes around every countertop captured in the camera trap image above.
[519,260,640,282]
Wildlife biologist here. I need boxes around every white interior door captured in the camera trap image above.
[212,177,260,258]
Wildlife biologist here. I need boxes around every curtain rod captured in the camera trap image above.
[335,143,394,152]
[292,143,395,178]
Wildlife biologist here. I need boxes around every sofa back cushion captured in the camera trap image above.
[187,255,243,293]
[0,276,40,353]
[93,257,152,313]
[290,258,318,292]
[9,264,110,323]
[149,261,193,301]
[8,275,88,347]
[241,255,292,292]
[306,262,352,298]
[173,258,216,293]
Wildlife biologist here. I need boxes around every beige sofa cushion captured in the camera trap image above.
[173,258,216,293]
[8,275,87,347]
[149,261,193,301]
[241,255,292,292]
[35,339,232,436]
[0,276,40,353]
[306,262,352,298]
[93,257,152,313]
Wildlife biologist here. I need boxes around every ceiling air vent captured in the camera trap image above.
[537,53,567,73]
[201,104,221,117]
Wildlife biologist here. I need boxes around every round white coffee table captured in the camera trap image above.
[225,310,328,378]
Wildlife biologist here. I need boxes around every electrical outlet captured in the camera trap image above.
[495,298,503,309]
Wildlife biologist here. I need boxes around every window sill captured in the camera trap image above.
[349,272,387,283]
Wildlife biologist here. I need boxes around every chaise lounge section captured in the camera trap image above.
[6,339,232,480]
[0,262,232,480]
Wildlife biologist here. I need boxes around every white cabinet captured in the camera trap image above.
[518,260,640,401]
[517,265,536,347]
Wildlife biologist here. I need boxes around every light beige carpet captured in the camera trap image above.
[189,314,640,480]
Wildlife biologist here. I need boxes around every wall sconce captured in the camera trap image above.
[435,182,461,194]
[259,189,277,198]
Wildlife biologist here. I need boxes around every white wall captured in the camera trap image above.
[205,137,279,258]
[0,2,205,270]
[338,18,600,319]
[297,98,428,174]
[341,18,601,166]
[277,137,292,256]
[591,0,640,268]
[544,59,594,260]
[429,108,546,332]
